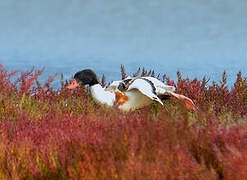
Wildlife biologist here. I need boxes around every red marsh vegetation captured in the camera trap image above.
[0,64,246,179]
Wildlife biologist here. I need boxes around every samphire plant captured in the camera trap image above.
[0,64,246,179]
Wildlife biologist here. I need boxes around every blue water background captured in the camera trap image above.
[0,0,246,87]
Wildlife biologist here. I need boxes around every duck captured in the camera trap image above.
[66,69,195,111]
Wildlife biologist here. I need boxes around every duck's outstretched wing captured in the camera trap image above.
[127,78,164,106]
[141,77,176,93]
[105,80,123,92]
[105,76,133,92]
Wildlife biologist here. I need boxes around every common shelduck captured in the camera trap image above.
[67,69,195,111]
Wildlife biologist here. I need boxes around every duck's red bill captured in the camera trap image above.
[67,79,79,90]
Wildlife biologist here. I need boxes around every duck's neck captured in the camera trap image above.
[89,84,115,107]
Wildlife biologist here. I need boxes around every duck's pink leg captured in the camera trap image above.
[168,92,195,110]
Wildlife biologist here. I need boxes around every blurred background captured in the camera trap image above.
[0,0,246,87]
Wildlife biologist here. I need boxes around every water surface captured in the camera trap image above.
[0,0,246,87]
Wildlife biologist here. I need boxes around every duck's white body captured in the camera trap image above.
[89,79,163,111]
[89,84,115,106]
[117,89,155,111]
[116,78,164,111]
